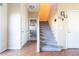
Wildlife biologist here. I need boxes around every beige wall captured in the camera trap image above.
[48,3,79,34]
[49,3,79,26]
[47,3,79,26]
[58,3,79,10]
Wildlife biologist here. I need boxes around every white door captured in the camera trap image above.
[21,16,28,47]
[67,10,79,48]
[0,4,7,53]
[8,4,21,49]
[21,4,29,47]
[9,13,21,49]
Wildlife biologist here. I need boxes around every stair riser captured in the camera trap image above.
[40,22,61,51]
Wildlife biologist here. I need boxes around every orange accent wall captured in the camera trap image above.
[39,3,51,21]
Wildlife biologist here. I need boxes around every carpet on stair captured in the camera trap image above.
[40,21,61,51]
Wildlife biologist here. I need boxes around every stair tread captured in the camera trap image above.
[40,22,60,51]
[40,39,57,43]
[40,44,61,51]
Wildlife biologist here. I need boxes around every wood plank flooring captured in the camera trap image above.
[0,40,79,56]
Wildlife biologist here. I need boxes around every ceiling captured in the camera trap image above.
[27,3,39,12]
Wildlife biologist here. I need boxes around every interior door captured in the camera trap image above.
[21,16,28,47]
[67,10,79,48]
[21,4,29,47]
[0,4,7,53]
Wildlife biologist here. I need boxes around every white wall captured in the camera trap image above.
[56,14,67,48]
[48,11,67,49]
[0,4,8,52]
[48,13,61,46]
[8,4,21,49]
[0,5,2,51]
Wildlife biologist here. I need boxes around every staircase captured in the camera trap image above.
[40,22,61,51]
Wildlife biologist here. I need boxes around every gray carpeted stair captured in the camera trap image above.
[40,22,61,51]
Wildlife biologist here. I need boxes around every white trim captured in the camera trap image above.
[37,16,40,52]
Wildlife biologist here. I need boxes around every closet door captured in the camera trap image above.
[67,10,79,48]
[21,4,29,47]
[8,4,21,49]
[0,4,8,53]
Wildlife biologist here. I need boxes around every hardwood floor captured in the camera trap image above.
[0,49,20,56]
[64,49,79,56]
[20,40,39,56]
[0,40,79,56]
